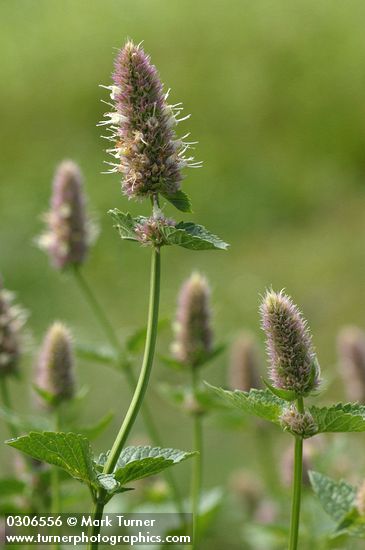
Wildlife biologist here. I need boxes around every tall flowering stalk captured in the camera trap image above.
[208,289,365,546]
[87,41,226,550]
[260,290,320,550]
[172,272,213,548]
[34,322,76,521]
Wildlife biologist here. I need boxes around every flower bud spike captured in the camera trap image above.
[260,289,320,396]
[35,322,75,409]
[38,160,91,270]
[172,273,213,368]
[0,277,27,377]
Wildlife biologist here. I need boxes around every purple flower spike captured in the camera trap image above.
[35,322,75,409]
[100,40,200,199]
[39,160,90,270]
[172,273,213,368]
[260,290,320,396]
[0,277,27,377]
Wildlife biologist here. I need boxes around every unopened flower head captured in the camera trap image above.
[229,332,261,392]
[0,277,27,377]
[39,160,91,270]
[260,290,320,396]
[356,480,365,516]
[100,40,200,199]
[172,273,213,368]
[135,214,175,247]
[280,406,317,438]
[337,326,365,404]
[35,322,75,408]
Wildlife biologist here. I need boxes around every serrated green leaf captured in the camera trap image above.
[263,379,297,401]
[75,344,117,365]
[206,384,286,424]
[95,446,196,486]
[0,478,26,498]
[6,432,97,487]
[309,471,356,522]
[309,403,365,433]
[73,412,114,440]
[108,210,138,241]
[161,222,229,251]
[162,190,192,212]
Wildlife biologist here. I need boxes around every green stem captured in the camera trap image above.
[0,377,18,439]
[288,397,304,550]
[88,499,104,550]
[191,370,202,550]
[51,410,61,550]
[73,263,185,518]
[104,248,160,472]
[87,247,161,550]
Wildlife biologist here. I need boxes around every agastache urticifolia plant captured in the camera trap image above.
[34,322,76,517]
[171,273,213,546]
[208,289,365,550]
[6,40,228,550]
[39,160,186,519]
[158,279,225,543]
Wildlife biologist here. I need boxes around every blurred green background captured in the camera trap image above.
[2,0,365,547]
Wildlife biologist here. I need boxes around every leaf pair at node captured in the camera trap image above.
[206,385,365,435]
[6,431,195,502]
[109,210,229,251]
